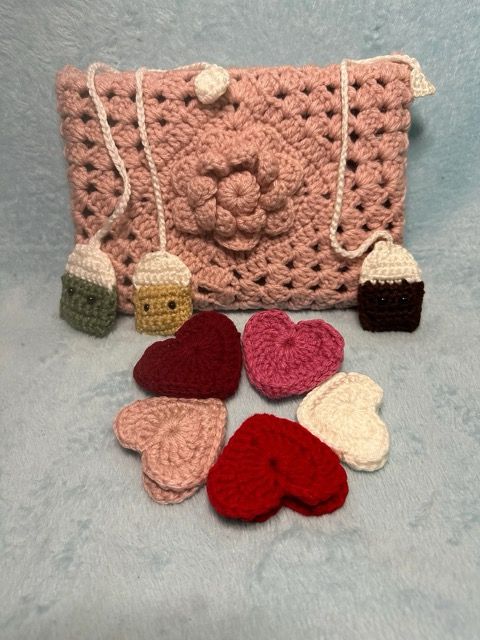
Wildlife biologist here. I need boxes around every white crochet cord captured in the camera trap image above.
[136,64,222,253]
[87,61,215,252]
[86,63,132,248]
[88,56,431,261]
[135,67,170,253]
[329,54,434,260]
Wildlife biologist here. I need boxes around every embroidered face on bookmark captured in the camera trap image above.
[133,251,193,335]
[357,241,424,332]
[328,59,428,333]
[60,245,117,337]
[59,63,131,337]
[132,67,195,335]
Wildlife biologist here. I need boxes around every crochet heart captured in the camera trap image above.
[142,474,200,505]
[114,397,227,503]
[297,372,389,471]
[133,311,242,399]
[242,310,344,399]
[207,414,348,522]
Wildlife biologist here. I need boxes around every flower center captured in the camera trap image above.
[216,171,260,216]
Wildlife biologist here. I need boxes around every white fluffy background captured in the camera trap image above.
[0,1,479,639]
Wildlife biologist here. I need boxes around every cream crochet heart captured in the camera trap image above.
[297,372,389,472]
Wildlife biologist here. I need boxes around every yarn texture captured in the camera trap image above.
[56,59,417,313]
[133,250,191,287]
[133,283,193,335]
[64,243,116,289]
[194,64,230,104]
[207,414,348,522]
[359,241,422,284]
[114,397,227,503]
[297,372,390,472]
[60,242,118,337]
[358,241,424,331]
[132,251,193,335]
[142,473,199,505]
[242,310,344,399]
[134,311,242,399]
[60,272,117,337]
[131,67,194,335]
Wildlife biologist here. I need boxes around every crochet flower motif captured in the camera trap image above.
[170,140,303,251]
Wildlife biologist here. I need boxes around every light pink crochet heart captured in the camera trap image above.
[114,397,227,503]
[142,474,200,505]
[242,310,344,399]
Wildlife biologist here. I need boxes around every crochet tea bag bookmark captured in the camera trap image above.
[60,63,131,337]
[357,242,424,332]
[132,66,229,335]
[330,54,434,332]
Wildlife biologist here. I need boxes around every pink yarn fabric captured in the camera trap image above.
[56,60,412,313]
[113,397,227,502]
[242,310,344,399]
[142,474,199,505]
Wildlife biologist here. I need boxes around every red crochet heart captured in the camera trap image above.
[207,414,348,522]
[133,311,242,400]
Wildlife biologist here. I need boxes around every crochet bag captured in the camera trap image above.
[56,54,434,336]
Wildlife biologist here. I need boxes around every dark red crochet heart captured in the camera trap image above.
[133,311,242,400]
[207,414,348,522]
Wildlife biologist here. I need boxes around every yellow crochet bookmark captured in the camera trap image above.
[131,65,229,335]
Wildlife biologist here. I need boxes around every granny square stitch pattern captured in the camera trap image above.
[297,372,390,471]
[56,59,414,313]
[114,397,227,503]
[242,310,344,399]
[133,311,242,399]
[207,414,348,522]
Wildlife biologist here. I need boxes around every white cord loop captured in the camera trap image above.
[85,62,229,252]
[86,63,132,248]
[329,54,435,260]
[135,67,168,253]
[87,57,432,262]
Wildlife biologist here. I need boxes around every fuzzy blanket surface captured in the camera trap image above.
[1,1,479,639]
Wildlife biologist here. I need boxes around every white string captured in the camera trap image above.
[345,53,423,72]
[135,63,221,252]
[86,63,132,248]
[329,59,393,260]
[329,53,433,259]
[136,63,221,252]
[135,67,168,253]
[88,57,422,260]
[87,62,213,251]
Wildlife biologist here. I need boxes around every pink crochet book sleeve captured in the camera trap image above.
[56,60,413,313]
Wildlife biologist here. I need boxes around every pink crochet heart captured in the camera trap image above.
[242,310,344,399]
[114,397,227,503]
[142,474,200,505]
